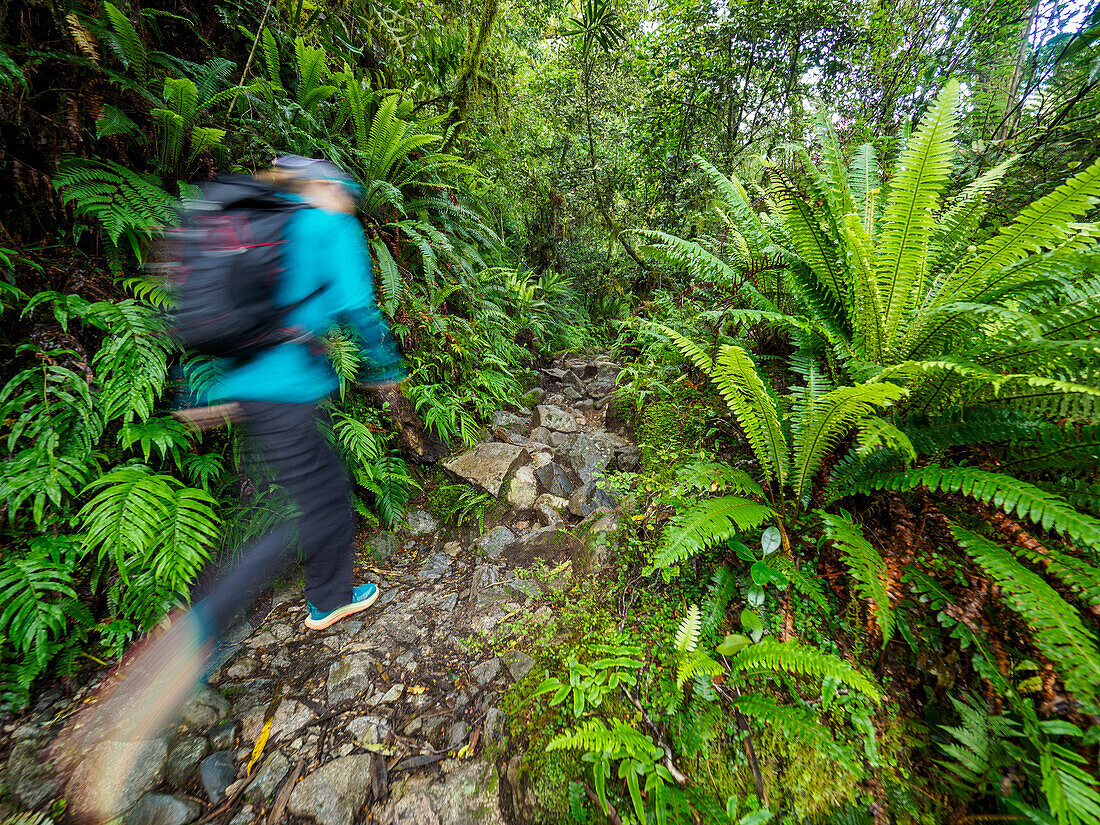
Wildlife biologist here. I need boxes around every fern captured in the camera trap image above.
[819,512,895,645]
[655,496,775,572]
[937,693,1024,794]
[726,637,882,702]
[842,465,1100,552]
[951,525,1100,708]
[103,1,148,79]
[731,693,859,764]
[53,158,177,256]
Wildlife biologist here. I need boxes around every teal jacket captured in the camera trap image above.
[192,201,405,405]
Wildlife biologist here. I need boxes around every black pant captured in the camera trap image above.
[196,400,355,635]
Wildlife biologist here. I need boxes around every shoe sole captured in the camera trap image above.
[305,588,379,630]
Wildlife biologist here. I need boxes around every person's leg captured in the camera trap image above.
[197,399,356,633]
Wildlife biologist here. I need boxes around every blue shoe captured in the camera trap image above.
[305,583,379,630]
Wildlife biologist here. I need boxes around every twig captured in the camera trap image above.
[265,759,303,825]
[584,782,624,825]
[227,0,275,117]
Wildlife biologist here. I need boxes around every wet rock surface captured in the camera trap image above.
[1,352,630,825]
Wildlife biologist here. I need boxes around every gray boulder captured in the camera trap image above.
[534,461,575,498]
[532,405,580,433]
[476,526,515,559]
[443,442,530,498]
[246,751,290,806]
[183,687,229,728]
[405,508,438,535]
[557,432,616,485]
[568,481,619,518]
[199,750,236,803]
[6,736,60,808]
[506,464,538,510]
[288,755,375,825]
[165,735,208,786]
[491,410,530,435]
[328,653,376,705]
[125,793,199,825]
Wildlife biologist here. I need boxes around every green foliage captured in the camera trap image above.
[53,158,177,256]
[818,512,894,645]
[951,525,1100,711]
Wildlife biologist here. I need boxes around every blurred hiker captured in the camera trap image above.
[55,155,405,822]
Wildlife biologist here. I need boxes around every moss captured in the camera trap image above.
[634,389,715,472]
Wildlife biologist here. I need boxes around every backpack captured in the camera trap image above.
[168,175,321,359]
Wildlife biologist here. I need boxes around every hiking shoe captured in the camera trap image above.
[305,583,379,630]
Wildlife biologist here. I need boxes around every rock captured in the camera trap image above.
[491,410,530,435]
[547,431,572,447]
[567,359,598,380]
[228,808,255,825]
[446,721,469,751]
[379,683,405,704]
[288,755,375,825]
[615,444,640,472]
[443,442,530,498]
[587,376,617,398]
[471,658,502,687]
[535,493,569,511]
[526,387,546,405]
[532,405,579,433]
[557,432,615,485]
[365,533,401,561]
[501,650,535,681]
[542,367,569,381]
[328,653,376,705]
[242,698,313,743]
[562,386,583,402]
[568,481,619,518]
[530,451,553,468]
[476,526,515,560]
[483,708,505,743]
[506,525,574,559]
[418,551,451,580]
[374,758,504,825]
[208,721,237,752]
[442,540,463,557]
[125,793,199,825]
[529,426,552,444]
[440,592,459,612]
[575,509,622,569]
[165,735,208,786]
[534,461,575,498]
[183,687,229,728]
[405,508,438,535]
[347,715,387,745]
[6,737,60,808]
[534,503,563,526]
[471,564,504,604]
[247,631,276,649]
[199,751,236,803]
[246,751,290,806]
[506,464,538,510]
[69,738,169,816]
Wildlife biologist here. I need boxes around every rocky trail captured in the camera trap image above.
[2,354,636,825]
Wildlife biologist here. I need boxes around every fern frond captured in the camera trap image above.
[847,142,880,236]
[676,649,723,690]
[846,465,1100,552]
[731,693,857,763]
[952,525,1100,708]
[728,637,882,702]
[876,81,960,351]
[675,605,702,653]
[791,382,906,502]
[103,2,147,79]
[655,496,775,571]
[819,512,894,645]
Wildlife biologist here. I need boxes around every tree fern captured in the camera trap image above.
[725,637,882,702]
[952,525,1100,708]
[818,512,894,645]
[936,693,1024,794]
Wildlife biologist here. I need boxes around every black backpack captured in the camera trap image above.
[168,175,321,359]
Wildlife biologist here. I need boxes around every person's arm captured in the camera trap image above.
[324,215,407,385]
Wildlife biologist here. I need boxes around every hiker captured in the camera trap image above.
[55,155,405,821]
